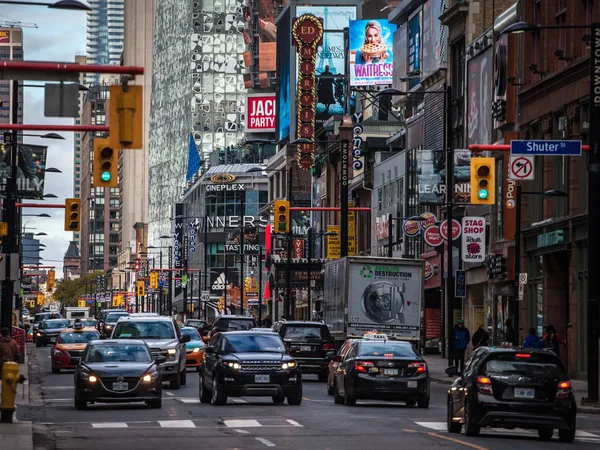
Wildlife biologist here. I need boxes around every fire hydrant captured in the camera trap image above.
[0,362,26,423]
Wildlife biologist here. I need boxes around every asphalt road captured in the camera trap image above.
[17,345,600,450]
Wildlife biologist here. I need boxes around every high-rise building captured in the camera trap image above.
[118,0,154,268]
[85,0,124,86]
[21,232,40,266]
[73,54,87,248]
[148,0,247,243]
[0,28,23,134]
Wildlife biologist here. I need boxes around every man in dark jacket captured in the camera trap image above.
[453,320,470,373]
[523,327,543,349]
[0,327,19,378]
[472,325,489,349]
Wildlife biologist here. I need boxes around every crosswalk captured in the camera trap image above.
[41,418,304,430]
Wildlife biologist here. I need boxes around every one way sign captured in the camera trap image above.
[509,155,535,181]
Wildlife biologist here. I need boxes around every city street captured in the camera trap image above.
[14,345,600,449]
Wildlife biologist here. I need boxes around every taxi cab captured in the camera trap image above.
[51,323,100,373]
[181,327,205,371]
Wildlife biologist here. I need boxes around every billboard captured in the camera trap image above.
[0,142,48,200]
[225,227,260,255]
[407,10,422,89]
[467,45,493,146]
[416,149,471,204]
[0,30,9,44]
[392,23,407,92]
[349,19,396,86]
[421,0,447,73]
[246,94,276,132]
[276,9,291,141]
[209,266,240,295]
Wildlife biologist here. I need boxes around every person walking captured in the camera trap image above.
[472,324,489,349]
[504,319,515,345]
[453,320,470,373]
[262,315,272,328]
[523,327,543,349]
[542,329,561,357]
[0,327,19,378]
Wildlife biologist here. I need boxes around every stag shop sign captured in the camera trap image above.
[292,13,324,170]
[247,94,276,131]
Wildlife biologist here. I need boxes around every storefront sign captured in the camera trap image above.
[210,174,236,183]
[440,219,461,241]
[0,30,9,44]
[327,225,340,259]
[487,254,506,280]
[225,227,260,254]
[424,225,443,247]
[424,261,434,280]
[246,94,276,131]
[419,212,437,230]
[461,216,485,263]
[351,112,364,176]
[348,205,357,256]
[206,215,268,229]
[537,230,564,248]
[375,214,389,241]
[205,183,245,191]
[402,217,422,237]
[293,239,304,258]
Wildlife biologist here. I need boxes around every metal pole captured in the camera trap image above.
[183,236,188,322]
[258,246,263,325]
[440,243,446,358]
[159,250,163,314]
[340,140,349,257]
[286,234,292,319]
[587,21,600,403]
[167,246,172,315]
[444,84,455,367]
[240,225,244,316]
[514,184,522,346]
[388,213,393,257]
[307,227,312,319]
[204,216,208,319]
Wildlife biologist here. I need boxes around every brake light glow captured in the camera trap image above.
[477,376,492,385]
[557,380,572,399]
[476,376,493,395]
[322,343,335,351]
[384,353,394,358]
[558,381,571,389]
[515,353,531,358]
[355,361,376,373]
[408,362,427,373]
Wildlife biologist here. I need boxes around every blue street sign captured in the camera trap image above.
[455,269,466,298]
[510,140,582,156]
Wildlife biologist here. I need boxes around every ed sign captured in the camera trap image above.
[461,217,485,263]
[246,94,276,132]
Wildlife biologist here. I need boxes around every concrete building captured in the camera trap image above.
[85,0,124,85]
[63,241,81,281]
[0,27,23,135]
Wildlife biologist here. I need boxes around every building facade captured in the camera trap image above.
[0,27,23,135]
[85,0,124,85]
[63,241,81,281]
[73,54,87,248]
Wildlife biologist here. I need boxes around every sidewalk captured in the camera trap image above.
[423,354,600,415]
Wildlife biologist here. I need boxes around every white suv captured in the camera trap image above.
[110,316,190,389]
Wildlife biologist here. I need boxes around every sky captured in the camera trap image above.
[1,3,88,276]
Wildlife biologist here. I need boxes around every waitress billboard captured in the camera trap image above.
[349,19,397,86]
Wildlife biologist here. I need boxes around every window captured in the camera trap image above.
[377,188,383,210]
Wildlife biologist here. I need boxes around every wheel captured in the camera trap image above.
[327,383,333,396]
[538,429,553,441]
[447,401,462,433]
[199,374,212,403]
[170,372,181,390]
[211,374,227,405]
[51,366,60,374]
[180,367,187,386]
[35,340,42,348]
[74,397,87,410]
[418,397,430,409]
[196,366,201,372]
[287,393,302,405]
[464,402,480,437]
[318,372,328,382]
[343,382,356,406]
[558,429,576,443]
[405,399,417,407]
[0,410,13,423]
[333,380,344,404]
[146,398,162,409]
[272,394,286,404]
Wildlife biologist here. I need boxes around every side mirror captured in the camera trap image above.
[205,346,215,354]
[180,334,191,343]
[332,355,342,363]
[155,355,167,365]
[445,366,459,376]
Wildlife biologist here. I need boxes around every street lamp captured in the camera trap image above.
[21,133,65,140]
[44,167,62,173]
[22,213,51,218]
[43,194,58,198]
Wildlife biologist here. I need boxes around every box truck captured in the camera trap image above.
[63,307,90,321]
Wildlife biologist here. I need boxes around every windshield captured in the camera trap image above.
[486,357,565,377]
[283,325,330,340]
[186,320,207,328]
[223,334,285,353]
[35,314,50,322]
[112,321,176,339]
[358,342,418,358]
[181,328,202,342]
[58,331,99,344]
[84,344,152,363]
[41,320,68,330]
[216,319,255,331]
[82,320,96,327]
[106,312,129,322]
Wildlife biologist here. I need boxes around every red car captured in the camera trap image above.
[51,327,100,373]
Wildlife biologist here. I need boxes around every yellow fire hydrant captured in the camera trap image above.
[0,361,26,423]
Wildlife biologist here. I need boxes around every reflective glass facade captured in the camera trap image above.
[86,0,125,85]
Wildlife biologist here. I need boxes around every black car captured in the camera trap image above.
[332,337,429,407]
[185,319,210,337]
[273,321,335,381]
[447,347,576,442]
[97,309,127,335]
[207,315,257,340]
[199,330,302,405]
[74,339,164,410]
[35,319,69,347]
[100,311,130,337]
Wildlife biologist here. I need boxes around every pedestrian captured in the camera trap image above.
[471,324,489,349]
[543,324,566,345]
[0,327,19,378]
[523,327,543,349]
[453,320,470,373]
[504,319,515,345]
[543,329,561,357]
[262,315,272,328]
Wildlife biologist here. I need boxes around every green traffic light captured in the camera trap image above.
[478,189,489,199]
[101,171,111,182]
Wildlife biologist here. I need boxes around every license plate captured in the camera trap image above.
[383,369,398,376]
[514,388,535,399]
[300,346,311,351]
[407,381,418,388]
[112,382,128,391]
[255,375,270,383]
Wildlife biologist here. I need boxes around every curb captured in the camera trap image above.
[431,376,454,386]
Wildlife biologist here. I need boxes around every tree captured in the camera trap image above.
[53,271,106,307]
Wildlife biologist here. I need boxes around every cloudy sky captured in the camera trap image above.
[2,3,87,275]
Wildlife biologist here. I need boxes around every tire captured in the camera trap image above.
[333,380,344,404]
[35,340,42,348]
[558,429,576,443]
[74,396,87,410]
[343,382,356,406]
[464,402,480,437]
[146,398,162,409]
[405,399,417,407]
[418,397,430,409]
[447,401,462,434]
[196,366,201,372]
[538,429,553,441]
[170,372,181,390]
[211,374,227,405]
[287,393,302,405]
[272,394,286,404]
[199,374,212,403]
[180,367,187,386]
[327,383,333,396]
[51,366,60,374]
[318,372,328,382]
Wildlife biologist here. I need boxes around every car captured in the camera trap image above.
[205,315,256,342]
[22,309,30,319]
[32,312,62,337]
[35,319,70,347]
[97,309,126,334]
[273,320,336,381]
[200,330,302,406]
[181,327,205,371]
[331,334,430,407]
[446,347,576,442]
[74,339,164,410]
[110,316,190,389]
[81,319,98,328]
[185,319,210,337]
[51,325,100,373]
[129,313,160,318]
[101,311,130,337]
[327,338,358,395]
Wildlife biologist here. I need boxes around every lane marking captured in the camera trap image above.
[286,419,302,427]
[158,420,195,428]
[179,398,201,404]
[427,432,489,450]
[415,422,447,431]
[577,431,600,438]
[402,429,418,433]
[164,392,175,396]
[256,437,276,447]
[231,398,248,403]
[235,429,250,434]
[42,386,73,390]
[302,398,329,402]
[91,423,128,428]
[224,419,262,428]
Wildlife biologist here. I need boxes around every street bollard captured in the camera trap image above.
[0,361,26,423]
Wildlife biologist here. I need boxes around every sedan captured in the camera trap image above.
[74,340,164,410]
[181,327,205,371]
[35,319,69,347]
[52,327,100,373]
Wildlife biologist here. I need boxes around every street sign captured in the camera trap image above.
[509,156,535,180]
[510,140,582,156]
[461,217,485,263]
[455,270,466,298]
[201,291,210,302]
[518,272,527,301]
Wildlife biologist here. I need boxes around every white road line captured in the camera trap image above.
[286,419,303,427]
[577,431,600,438]
[414,422,447,431]
[255,437,276,447]
[158,420,196,428]
[91,423,128,428]
[164,391,175,396]
[179,398,201,403]
[42,386,74,390]
[235,429,250,434]
[231,398,248,403]
[224,419,262,428]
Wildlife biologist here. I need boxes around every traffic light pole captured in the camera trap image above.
[444,85,455,368]
[258,246,263,324]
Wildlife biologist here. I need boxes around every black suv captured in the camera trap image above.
[207,315,256,340]
[447,347,576,442]
[199,330,302,405]
[273,321,335,381]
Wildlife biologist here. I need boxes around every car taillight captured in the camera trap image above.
[355,361,376,373]
[557,380,572,399]
[408,362,427,374]
[477,376,493,395]
[322,343,335,351]
[515,353,531,358]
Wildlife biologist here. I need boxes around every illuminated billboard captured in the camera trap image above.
[349,19,396,86]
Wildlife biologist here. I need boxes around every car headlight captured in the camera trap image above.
[167,348,177,360]
[282,361,297,370]
[88,375,98,383]
[192,347,201,353]
[142,372,158,382]
[223,361,241,370]
[105,325,112,329]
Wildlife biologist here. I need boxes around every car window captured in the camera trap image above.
[112,321,176,339]
[58,331,99,344]
[338,340,353,357]
[485,354,566,377]
[181,328,202,342]
[222,334,285,353]
[41,320,67,329]
[84,344,152,363]
[282,325,330,340]
[215,319,255,331]
[35,313,50,322]
[106,312,129,322]
[344,343,358,360]
[357,342,418,358]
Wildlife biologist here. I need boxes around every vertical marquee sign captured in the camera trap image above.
[292,14,324,170]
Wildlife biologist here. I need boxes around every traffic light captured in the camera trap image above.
[273,200,290,233]
[93,138,118,187]
[64,198,81,232]
[470,157,496,205]
[218,297,224,312]
[244,277,251,293]
[78,300,86,308]
[37,293,44,306]
[47,270,55,291]
[149,272,158,289]
[29,300,35,309]
[109,85,143,150]
[137,280,145,297]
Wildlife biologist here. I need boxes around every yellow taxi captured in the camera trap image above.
[181,326,205,371]
[51,324,100,373]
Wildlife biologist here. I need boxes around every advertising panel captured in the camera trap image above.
[347,262,423,338]
[349,19,396,86]
[392,23,407,92]
[0,30,9,44]
[461,217,486,263]
[467,45,493,146]
[407,10,422,89]
[0,142,48,200]
[416,149,470,204]
[209,266,240,295]
[327,225,340,259]
[173,203,184,298]
[225,227,260,255]
[246,94,276,132]
[276,9,291,141]
[421,0,446,73]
